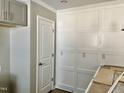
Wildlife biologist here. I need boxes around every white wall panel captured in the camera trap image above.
[56,50,77,92]
[60,51,77,68]
[77,10,98,32]
[60,70,75,86]
[77,53,100,70]
[56,31,63,49]
[58,14,76,31]
[102,54,124,66]
[100,6,124,32]
[10,27,30,93]
[76,71,94,91]
[77,32,98,49]
[56,9,99,93]
[56,3,124,93]
[62,31,77,48]
[101,32,124,51]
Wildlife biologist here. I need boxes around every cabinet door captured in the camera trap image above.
[0,0,4,21]
[0,0,16,23]
[0,0,27,26]
[0,0,10,22]
[10,1,27,26]
[4,0,9,22]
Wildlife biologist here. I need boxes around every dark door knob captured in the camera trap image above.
[122,29,124,31]
[39,63,43,66]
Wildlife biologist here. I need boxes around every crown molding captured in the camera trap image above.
[32,0,56,13]
[57,0,124,13]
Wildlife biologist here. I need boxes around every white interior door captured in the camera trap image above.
[37,16,55,93]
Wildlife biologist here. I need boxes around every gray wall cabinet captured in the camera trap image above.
[0,0,27,26]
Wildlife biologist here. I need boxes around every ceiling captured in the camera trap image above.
[41,0,115,10]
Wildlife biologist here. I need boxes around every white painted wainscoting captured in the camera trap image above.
[56,3,124,93]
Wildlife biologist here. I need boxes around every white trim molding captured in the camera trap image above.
[32,0,56,13]
[57,0,124,13]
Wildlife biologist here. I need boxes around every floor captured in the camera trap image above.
[51,89,72,93]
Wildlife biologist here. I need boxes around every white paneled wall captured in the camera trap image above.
[10,27,30,93]
[56,3,124,93]
[56,9,100,93]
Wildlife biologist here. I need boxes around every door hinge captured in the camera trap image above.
[52,53,54,57]
[52,29,55,32]
[51,78,54,81]
[60,51,63,56]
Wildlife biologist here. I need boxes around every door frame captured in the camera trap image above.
[36,15,55,93]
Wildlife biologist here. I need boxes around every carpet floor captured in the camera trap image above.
[51,89,72,93]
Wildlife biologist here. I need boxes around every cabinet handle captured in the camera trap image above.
[4,11,8,21]
[5,11,7,20]
[1,10,4,20]
[9,12,14,21]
